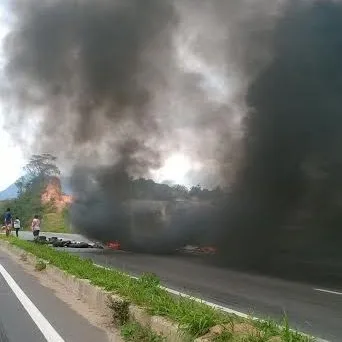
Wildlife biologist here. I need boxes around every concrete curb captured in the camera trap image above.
[0,240,326,342]
[0,240,185,342]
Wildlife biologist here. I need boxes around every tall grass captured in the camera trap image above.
[1,236,315,341]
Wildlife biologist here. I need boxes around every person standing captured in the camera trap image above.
[4,208,12,237]
[31,215,41,240]
[13,217,21,237]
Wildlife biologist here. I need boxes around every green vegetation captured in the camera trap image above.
[212,329,233,342]
[42,210,69,233]
[0,154,70,232]
[109,296,130,325]
[0,194,70,233]
[35,259,47,271]
[0,183,45,229]
[1,236,315,342]
[107,177,225,202]
[121,322,166,342]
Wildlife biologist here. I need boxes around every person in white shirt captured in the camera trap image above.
[13,217,21,237]
[31,215,41,240]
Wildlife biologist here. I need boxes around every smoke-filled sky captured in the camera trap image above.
[1,0,284,190]
[0,1,23,190]
[2,0,342,261]
[1,0,341,192]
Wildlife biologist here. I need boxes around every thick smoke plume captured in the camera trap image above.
[2,0,262,249]
[2,0,183,249]
[3,0,342,276]
[216,0,342,274]
[3,0,176,157]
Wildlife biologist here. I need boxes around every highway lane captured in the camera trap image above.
[0,269,46,342]
[0,249,111,342]
[71,249,341,342]
[19,231,342,341]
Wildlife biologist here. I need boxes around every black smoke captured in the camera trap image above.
[3,0,342,280]
[2,0,182,249]
[216,0,342,278]
[4,0,177,152]
[1,0,250,251]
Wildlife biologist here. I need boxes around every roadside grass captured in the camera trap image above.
[0,236,315,342]
[35,259,47,271]
[121,322,166,342]
[41,212,69,233]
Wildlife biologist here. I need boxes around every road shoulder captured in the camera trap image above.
[0,247,122,342]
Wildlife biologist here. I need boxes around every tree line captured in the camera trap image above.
[1,153,227,228]
[0,154,61,229]
[127,178,226,202]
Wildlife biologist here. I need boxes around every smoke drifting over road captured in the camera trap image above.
[2,0,265,247]
[2,0,342,271]
[218,0,342,269]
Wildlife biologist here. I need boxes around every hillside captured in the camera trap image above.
[41,177,73,232]
[0,177,72,232]
[0,177,72,201]
[0,184,18,200]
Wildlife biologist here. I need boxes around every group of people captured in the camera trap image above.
[3,208,41,239]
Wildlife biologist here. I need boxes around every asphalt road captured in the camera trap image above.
[72,249,341,342]
[19,231,342,341]
[0,248,111,342]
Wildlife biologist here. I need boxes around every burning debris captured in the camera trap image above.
[180,245,217,256]
[107,241,121,250]
[35,236,104,249]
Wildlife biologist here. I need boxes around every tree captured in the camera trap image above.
[2,154,63,230]
[24,153,60,180]
[189,184,202,198]
[15,176,26,196]
[19,153,60,191]
[172,184,189,198]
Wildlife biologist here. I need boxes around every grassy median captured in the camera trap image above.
[0,236,315,342]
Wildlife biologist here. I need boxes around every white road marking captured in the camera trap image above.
[159,286,331,341]
[95,263,249,317]
[94,264,329,342]
[0,264,65,342]
[314,288,342,296]
[159,285,250,318]
[7,240,329,342]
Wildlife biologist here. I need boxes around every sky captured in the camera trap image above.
[0,115,25,191]
[0,0,232,192]
[0,1,25,191]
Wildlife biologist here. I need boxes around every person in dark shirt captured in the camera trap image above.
[4,208,12,237]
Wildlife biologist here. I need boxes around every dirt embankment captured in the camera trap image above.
[41,177,73,212]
